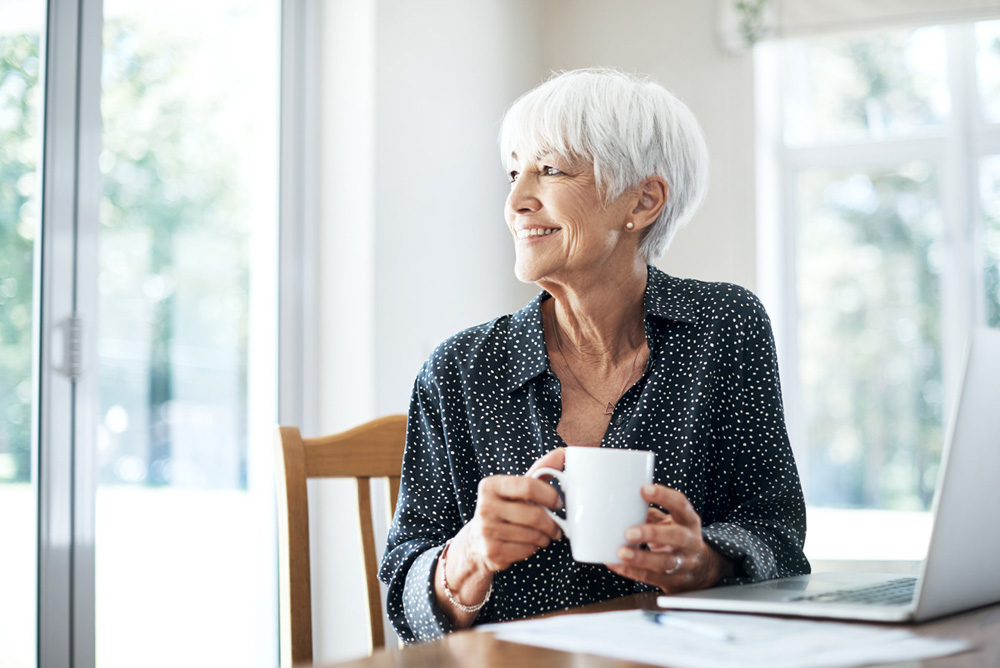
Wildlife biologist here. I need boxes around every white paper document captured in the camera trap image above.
[478,609,972,668]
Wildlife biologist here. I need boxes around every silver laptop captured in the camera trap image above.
[657,327,1000,623]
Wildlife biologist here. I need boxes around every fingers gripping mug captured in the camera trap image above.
[530,447,655,563]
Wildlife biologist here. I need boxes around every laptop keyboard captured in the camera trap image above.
[791,577,917,606]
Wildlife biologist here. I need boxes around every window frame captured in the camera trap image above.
[37,0,103,664]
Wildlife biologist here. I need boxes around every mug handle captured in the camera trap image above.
[529,467,570,538]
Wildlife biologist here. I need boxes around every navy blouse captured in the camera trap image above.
[378,265,809,643]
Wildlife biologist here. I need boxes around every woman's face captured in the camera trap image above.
[504,151,634,285]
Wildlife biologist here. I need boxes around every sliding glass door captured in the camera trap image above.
[10,0,288,666]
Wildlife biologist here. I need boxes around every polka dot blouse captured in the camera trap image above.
[377,265,810,643]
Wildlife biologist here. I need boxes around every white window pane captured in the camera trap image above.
[794,164,944,511]
[0,3,44,666]
[96,1,278,666]
[982,155,1000,326]
[977,20,1000,124]
[782,26,949,146]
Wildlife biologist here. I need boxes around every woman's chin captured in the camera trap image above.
[513,257,554,285]
[513,265,540,284]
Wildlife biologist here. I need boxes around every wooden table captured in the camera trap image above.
[323,593,1000,668]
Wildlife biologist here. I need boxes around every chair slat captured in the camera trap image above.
[357,478,385,650]
[388,476,401,518]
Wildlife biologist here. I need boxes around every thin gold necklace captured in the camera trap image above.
[552,317,643,416]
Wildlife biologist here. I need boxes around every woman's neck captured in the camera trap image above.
[539,259,648,364]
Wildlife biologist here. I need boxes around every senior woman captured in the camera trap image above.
[378,68,809,643]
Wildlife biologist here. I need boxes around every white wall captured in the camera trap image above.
[373,0,544,417]
[313,1,756,662]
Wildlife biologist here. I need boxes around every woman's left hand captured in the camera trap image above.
[605,484,734,593]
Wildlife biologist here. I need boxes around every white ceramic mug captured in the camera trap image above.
[530,447,655,563]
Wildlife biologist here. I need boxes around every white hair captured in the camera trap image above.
[499,68,709,260]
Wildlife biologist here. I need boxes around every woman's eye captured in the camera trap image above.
[542,165,563,176]
[509,170,520,183]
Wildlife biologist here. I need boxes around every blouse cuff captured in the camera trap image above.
[401,544,454,643]
[702,521,776,584]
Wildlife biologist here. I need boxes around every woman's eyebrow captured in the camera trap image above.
[509,148,563,167]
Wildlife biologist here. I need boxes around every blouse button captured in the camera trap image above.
[615,415,623,426]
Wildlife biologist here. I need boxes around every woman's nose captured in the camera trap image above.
[506,174,541,215]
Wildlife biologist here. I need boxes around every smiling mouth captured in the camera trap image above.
[516,228,559,240]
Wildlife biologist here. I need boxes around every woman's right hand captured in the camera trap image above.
[435,448,565,625]
[461,447,566,572]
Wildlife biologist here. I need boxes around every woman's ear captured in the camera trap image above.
[630,176,668,232]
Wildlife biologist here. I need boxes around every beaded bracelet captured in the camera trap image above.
[440,539,493,614]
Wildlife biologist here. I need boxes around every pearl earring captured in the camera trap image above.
[626,221,634,230]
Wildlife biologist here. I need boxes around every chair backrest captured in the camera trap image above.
[274,415,407,666]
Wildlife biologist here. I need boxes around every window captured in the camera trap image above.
[758,20,1000,559]
[0,1,292,666]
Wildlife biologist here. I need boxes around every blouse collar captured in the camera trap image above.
[504,265,697,393]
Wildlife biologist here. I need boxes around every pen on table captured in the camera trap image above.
[642,610,734,642]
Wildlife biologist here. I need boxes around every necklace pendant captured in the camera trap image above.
[604,402,615,415]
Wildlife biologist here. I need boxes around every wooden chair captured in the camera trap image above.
[274,415,407,666]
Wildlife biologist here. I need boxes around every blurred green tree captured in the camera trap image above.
[0,33,41,483]
[799,168,942,511]
[99,18,245,486]
[0,17,251,489]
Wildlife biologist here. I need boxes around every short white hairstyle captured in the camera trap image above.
[499,68,709,260]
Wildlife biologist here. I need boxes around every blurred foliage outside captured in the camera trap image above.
[98,17,249,489]
[784,26,949,145]
[796,164,943,510]
[0,15,254,488]
[0,33,41,484]
[978,22,1000,124]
